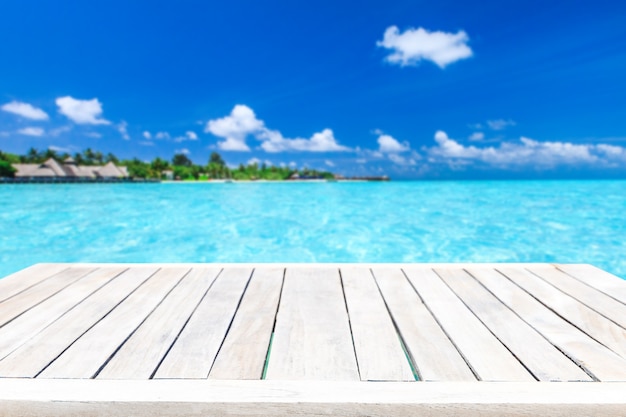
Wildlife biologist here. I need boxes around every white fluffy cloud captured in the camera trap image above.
[372,131,417,165]
[18,127,45,136]
[427,130,626,168]
[259,128,349,153]
[469,132,485,141]
[56,96,110,125]
[143,131,151,139]
[2,101,49,120]
[155,131,170,140]
[377,133,410,153]
[377,26,472,68]
[205,105,350,153]
[205,105,263,151]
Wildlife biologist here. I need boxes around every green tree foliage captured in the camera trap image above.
[43,148,59,161]
[172,153,193,167]
[0,151,20,164]
[0,148,337,181]
[121,158,149,178]
[0,160,16,178]
[172,165,200,180]
[105,153,119,164]
[209,152,226,166]
[151,157,169,172]
[22,147,44,163]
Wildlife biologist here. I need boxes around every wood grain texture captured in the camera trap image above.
[0,266,96,327]
[209,267,284,380]
[528,264,626,328]
[436,267,591,381]
[1,262,625,389]
[0,264,69,303]
[98,267,221,379]
[264,267,359,380]
[498,266,626,360]
[154,267,252,379]
[38,267,188,379]
[372,267,475,381]
[467,266,626,381]
[0,266,158,377]
[403,267,534,382]
[341,267,414,381]
[0,266,127,360]
[556,264,626,304]
[1,380,626,417]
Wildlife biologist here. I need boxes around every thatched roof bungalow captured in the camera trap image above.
[13,158,129,180]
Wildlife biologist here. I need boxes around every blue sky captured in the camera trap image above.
[1,0,625,179]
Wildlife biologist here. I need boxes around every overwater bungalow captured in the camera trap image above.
[12,157,129,181]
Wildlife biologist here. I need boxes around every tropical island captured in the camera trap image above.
[0,148,345,182]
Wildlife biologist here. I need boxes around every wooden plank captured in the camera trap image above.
[154,267,252,379]
[0,264,69,302]
[528,264,626,329]
[556,264,626,305]
[39,266,189,379]
[0,266,158,377]
[209,267,284,380]
[98,267,221,379]
[436,267,591,381]
[372,267,474,381]
[0,266,127,360]
[264,267,359,380]
[467,266,626,381]
[2,380,626,417]
[0,266,96,327]
[498,266,626,360]
[402,267,533,382]
[341,267,414,381]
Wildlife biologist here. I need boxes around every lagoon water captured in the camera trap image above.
[1,180,625,279]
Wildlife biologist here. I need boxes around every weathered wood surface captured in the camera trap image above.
[264,267,360,380]
[341,267,414,381]
[372,267,475,381]
[0,266,159,377]
[466,266,626,381]
[99,267,220,379]
[209,267,283,380]
[403,267,533,381]
[1,263,626,382]
[1,380,626,417]
[1,262,626,415]
[153,267,253,379]
[435,267,592,381]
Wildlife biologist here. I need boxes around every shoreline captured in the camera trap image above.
[0,178,389,184]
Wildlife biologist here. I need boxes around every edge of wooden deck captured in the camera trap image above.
[1,380,626,416]
[2,263,625,416]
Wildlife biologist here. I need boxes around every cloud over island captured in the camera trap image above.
[205,105,351,153]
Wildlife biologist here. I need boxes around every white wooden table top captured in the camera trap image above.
[1,262,625,382]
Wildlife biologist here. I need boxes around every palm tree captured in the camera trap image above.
[44,148,59,161]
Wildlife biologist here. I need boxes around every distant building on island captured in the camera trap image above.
[12,157,129,181]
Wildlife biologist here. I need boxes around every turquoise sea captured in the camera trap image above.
[1,180,625,279]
